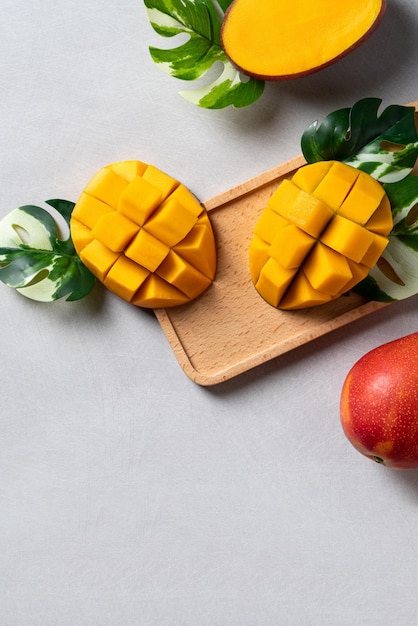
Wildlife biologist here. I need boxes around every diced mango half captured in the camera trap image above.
[70,160,217,308]
[249,160,393,310]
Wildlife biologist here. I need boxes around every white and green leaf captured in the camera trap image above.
[345,139,418,184]
[0,199,96,302]
[302,98,418,183]
[144,0,264,109]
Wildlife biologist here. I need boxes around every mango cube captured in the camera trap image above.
[253,208,288,244]
[248,237,270,283]
[79,239,119,282]
[142,164,179,200]
[92,212,139,252]
[365,195,393,235]
[303,243,353,296]
[173,215,217,279]
[125,228,169,272]
[320,215,375,263]
[338,170,386,223]
[118,176,163,226]
[269,223,315,269]
[255,257,296,307]
[71,193,114,229]
[269,179,333,238]
[110,160,147,181]
[313,161,359,209]
[156,250,212,299]
[292,161,333,194]
[104,256,149,301]
[361,233,389,268]
[279,272,331,310]
[84,168,129,208]
[132,274,187,308]
[144,197,198,247]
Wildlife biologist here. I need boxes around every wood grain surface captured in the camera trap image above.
[155,102,418,386]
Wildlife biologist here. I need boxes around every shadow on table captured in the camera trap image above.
[390,469,418,502]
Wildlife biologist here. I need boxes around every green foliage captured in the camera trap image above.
[144,0,264,108]
[0,199,96,302]
[301,98,418,183]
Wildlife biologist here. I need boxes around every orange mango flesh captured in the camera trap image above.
[221,0,386,80]
[249,161,393,310]
[70,160,216,308]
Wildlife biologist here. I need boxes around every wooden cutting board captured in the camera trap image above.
[155,101,418,386]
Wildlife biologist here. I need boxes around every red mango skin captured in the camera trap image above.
[340,332,418,470]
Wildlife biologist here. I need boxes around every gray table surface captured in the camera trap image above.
[1,1,418,624]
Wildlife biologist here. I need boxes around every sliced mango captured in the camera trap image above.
[269,223,315,270]
[221,0,386,81]
[313,160,360,210]
[70,161,217,308]
[303,243,353,296]
[79,239,119,282]
[269,180,334,238]
[118,175,163,225]
[255,257,296,308]
[92,212,139,253]
[104,256,149,302]
[279,272,331,310]
[320,215,375,264]
[249,161,393,310]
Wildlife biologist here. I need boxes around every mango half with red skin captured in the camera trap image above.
[340,332,418,470]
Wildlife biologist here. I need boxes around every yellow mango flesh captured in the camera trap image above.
[221,0,386,80]
[249,161,393,310]
[70,161,216,308]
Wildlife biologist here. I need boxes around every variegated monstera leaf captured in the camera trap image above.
[0,199,96,302]
[144,0,264,109]
[302,98,418,183]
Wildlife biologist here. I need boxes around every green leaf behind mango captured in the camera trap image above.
[144,0,264,109]
[0,199,96,302]
[301,98,418,183]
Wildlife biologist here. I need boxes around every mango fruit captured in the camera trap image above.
[340,332,418,470]
[221,0,386,81]
[70,160,216,308]
[249,161,392,309]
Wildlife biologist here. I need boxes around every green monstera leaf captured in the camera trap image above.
[144,0,264,109]
[301,98,418,183]
[0,199,96,302]
[354,174,418,302]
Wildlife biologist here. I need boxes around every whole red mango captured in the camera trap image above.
[340,332,418,469]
